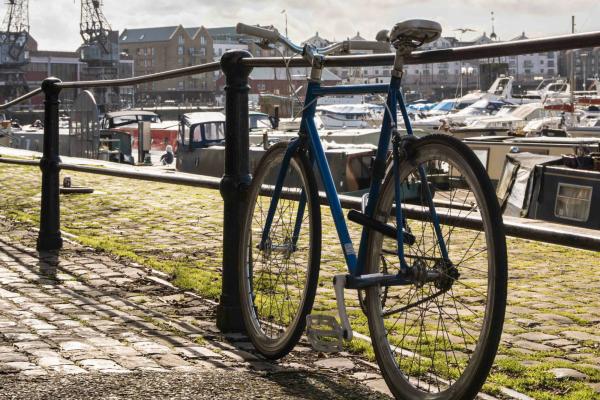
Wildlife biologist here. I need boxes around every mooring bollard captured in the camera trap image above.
[217,50,253,332]
[37,77,63,252]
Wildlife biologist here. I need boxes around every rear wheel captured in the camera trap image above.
[239,142,321,359]
[365,135,507,399]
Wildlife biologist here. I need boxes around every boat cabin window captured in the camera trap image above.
[547,83,568,93]
[192,125,202,142]
[493,78,510,95]
[471,148,489,171]
[180,117,225,148]
[249,114,272,129]
[554,183,593,222]
[204,122,225,142]
[182,124,190,145]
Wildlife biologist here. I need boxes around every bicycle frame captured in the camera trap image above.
[259,70,449,281]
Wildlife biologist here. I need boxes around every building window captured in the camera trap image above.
[178,34,184,45]
[554,183,593,222]
[200,36,206,45]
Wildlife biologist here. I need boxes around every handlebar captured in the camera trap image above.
[236,23,281,43]
[237,22,392,61]
[237,23,304,54]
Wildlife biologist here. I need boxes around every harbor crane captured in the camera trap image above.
[78,0,120,109]
[0,0,30,99]
[80,0,112,56]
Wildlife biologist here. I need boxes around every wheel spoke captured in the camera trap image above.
[364,138,506,396]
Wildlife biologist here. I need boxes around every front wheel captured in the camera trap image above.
[239,142,321,359]
[365,134,507,399]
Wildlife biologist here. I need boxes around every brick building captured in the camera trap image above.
[119,25,215,103]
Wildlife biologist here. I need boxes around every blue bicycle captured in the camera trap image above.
[237,20,507,399]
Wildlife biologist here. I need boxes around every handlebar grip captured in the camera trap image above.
[236,23,280,43]
[348,40,391,52]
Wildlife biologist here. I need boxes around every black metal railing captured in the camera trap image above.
[2,30,600,332]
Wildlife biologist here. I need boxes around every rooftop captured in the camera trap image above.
[120,26,180,44]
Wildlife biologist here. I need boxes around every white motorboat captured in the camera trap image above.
[450,102,572,138]
[316,103,384,129]
[410,98,508,133]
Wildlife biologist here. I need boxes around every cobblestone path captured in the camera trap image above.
[0,220,391,399]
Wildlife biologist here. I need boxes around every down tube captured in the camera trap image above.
[304,117,358,273]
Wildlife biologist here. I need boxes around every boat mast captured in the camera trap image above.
[570,16,575,119]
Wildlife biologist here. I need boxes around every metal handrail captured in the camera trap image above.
[243,30,600,68]
[0,88,42,110]
[57,61,222,89]
[2,30,600,110]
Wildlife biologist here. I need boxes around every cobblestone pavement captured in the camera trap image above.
[0,220,390,399]
[0,164,599,399]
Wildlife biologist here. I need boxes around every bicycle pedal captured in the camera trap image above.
[306,314,344,353]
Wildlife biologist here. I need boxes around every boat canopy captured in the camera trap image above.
[182,112,226,125]
[180,112,226,148]
[103,110,161,128]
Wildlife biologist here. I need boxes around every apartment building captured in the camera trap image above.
[119,25,215,103]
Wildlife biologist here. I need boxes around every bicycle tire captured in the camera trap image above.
[239,142,321,359]
[364,134,507,399]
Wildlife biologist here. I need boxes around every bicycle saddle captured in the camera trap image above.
[382,19,442,49]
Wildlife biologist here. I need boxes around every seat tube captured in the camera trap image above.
[396,72,450,261]
[355,76,401,275]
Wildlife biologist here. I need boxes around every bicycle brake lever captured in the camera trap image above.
[256,39,274,50]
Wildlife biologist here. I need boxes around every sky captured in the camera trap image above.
[19,0,600,51]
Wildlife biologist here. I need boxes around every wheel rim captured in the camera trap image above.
[243,151,315,348]
[366,142,504,396]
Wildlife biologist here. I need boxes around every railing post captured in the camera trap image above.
[217,50,253,332]
[37,77,63,252]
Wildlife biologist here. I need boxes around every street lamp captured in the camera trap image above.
[581,52,588,90]
[461,66,474,93]
[281,9,288,38]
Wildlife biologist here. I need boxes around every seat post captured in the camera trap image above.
[392,51,406,78]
